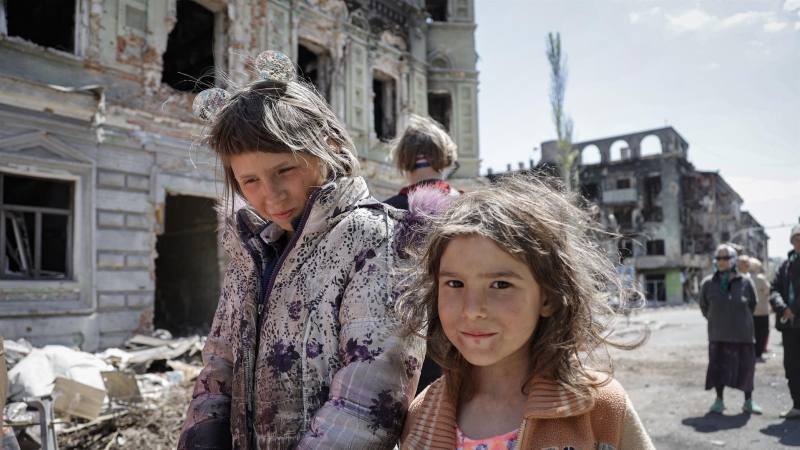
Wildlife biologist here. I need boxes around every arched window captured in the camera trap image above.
[640,135,662,157]
[609,140,629,162]
[581,145,601,165]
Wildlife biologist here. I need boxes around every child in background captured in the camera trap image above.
[384,114,461,211]
[397,176,654,450]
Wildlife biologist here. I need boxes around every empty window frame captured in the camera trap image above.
[616,178,631,189]
[162,0,226,93]
[428,92,452,132]
[618,238,634,262]
[580,182,600,203]
[1,173,73,280]
[646,239,665,256]
[425,0,448,21]
[373,72,397,141]
[298,43,332,101]
[3,0,88,56]
[645,274,667,302]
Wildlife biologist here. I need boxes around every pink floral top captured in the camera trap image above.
[455,426,519,450]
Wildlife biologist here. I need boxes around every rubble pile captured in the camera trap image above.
[58,380,192,450]
[2,332,203,450]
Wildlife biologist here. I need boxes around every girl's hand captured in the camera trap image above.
[784,308,796,320]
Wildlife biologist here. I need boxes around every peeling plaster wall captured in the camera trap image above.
[0,0,480,349]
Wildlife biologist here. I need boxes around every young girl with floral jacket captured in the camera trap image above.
[178,51,426,450]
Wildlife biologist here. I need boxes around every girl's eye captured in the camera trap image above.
[491,281,511,289]
[445,280,464,288]
[279,167,296,175]
[243,178,258,185]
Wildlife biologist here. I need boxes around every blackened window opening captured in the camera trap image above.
[2,174,73,280]
[428,93,452,132]
[298,45,320,92]
[162,0,216,93]
[618,238,634,263]
[580,182,600,203]
[646,239,665,256]
[643,175,663,222]
[426,0,448,21]
[7,0,76,53]
[645,274,667,302]
[373,76,396,141]
[616,178,631,189]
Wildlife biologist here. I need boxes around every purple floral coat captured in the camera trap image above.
[178,177,426,449]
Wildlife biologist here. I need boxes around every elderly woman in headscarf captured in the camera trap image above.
[699,244,761,414]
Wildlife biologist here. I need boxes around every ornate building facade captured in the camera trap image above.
[0,0,479,349]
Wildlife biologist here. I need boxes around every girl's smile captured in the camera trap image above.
[437,234,557,369]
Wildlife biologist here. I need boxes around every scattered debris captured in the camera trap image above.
[2,331,203,449]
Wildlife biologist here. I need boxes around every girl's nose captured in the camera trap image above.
[461,288,488,320]
[261,180,285,204]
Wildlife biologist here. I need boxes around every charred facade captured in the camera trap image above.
[0,0,480,349]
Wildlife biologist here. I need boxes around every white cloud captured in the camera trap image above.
[784,0,800,11]
[702,62,720,71]
[665,9,716,31]
[764,21,788,32]
[722,11,774,28]
[796,21,800,30]
[629,7,661,24]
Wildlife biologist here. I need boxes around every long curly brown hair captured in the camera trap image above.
[396,174,648,401]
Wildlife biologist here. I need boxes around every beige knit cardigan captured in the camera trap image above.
[400,374,655,450]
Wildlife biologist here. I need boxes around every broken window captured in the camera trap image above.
[426,0,448,21]
[643,175,662,221]
[646,239,665,256]
[373,72,396,141]
[2,173,73,280]
[613,207,633,230]
[5,0,78,53]
[162,0,219,93]
[616,178,631,189]
[298,43,332,101]
[617,238,634,263]
[645,274,666,302]
[154,194,223,336]
[428,92,452,132]
[580,182,600,203]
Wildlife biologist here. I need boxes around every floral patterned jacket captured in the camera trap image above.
[178,177,426,450]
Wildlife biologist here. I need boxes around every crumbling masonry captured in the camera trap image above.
[0,0,480,350]
[499,127,768,305]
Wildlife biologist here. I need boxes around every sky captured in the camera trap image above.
[473,0,800,259]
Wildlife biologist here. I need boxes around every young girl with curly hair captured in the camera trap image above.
[397,176,654,450]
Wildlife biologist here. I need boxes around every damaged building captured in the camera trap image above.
[502,127,768,305]
[0,0,480,350]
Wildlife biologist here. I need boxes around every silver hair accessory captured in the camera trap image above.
[193,88,231,122]
[254,51,295,84]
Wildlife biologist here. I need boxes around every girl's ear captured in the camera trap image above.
[540,292,559,318]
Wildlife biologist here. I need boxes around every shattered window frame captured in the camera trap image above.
[1,173,74,281]
[0,0,90,58]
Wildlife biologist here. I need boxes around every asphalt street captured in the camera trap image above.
[610,306,799,449]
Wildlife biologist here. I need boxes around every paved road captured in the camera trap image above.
[610,306,799,449]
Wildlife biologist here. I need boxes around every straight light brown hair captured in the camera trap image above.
[201,63,359,211]
[397,174,647,401]
[391,114,457,173]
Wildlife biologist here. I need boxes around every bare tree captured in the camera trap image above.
[546,32,578,192]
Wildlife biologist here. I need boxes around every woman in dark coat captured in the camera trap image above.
[699,244,761,414]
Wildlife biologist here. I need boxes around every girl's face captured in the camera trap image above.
[229,151,325,233]
[437,234,557,369]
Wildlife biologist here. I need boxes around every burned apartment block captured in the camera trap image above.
[525,127,766,305]
[0,0,480,350]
